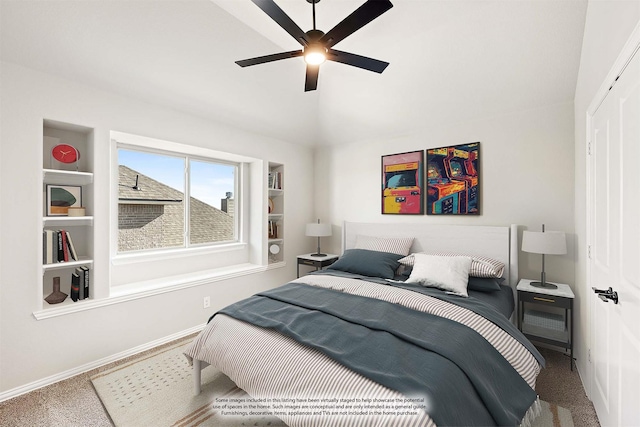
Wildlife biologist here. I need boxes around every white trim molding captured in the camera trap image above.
[0,324,205,403]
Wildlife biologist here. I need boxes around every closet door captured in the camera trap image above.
[589,47,640,427]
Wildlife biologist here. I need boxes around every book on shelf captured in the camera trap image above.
[60,230,69,262]
[81,266,89,299]
[268,171,282,190]
[44,230,54,264]
[43,230,56,264]
[57,230,64,262]
[75,267,85,300]
[268,220,279,239]
[65,230,78,261]
[43,229,78,264]
[70,273,80,302]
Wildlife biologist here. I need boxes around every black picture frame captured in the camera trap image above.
[426,142,480,215]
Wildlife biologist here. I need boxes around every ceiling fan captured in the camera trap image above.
[236,0,393,92]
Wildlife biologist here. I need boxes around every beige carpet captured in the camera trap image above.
[91,338,285,427]
[535,347,599,427]
[91,338,573,427]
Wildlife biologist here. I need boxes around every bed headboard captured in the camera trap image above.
[342,222,519,298]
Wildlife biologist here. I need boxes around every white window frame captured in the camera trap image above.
[110,131,254,266]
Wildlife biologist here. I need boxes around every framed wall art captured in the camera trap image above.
[46,184,82,216]
[381,150,424,214]
[426,142,479,215]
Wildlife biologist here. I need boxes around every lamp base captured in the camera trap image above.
[310,253,327,257]
[530,281,558,290]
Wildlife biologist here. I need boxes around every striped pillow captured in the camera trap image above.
[354,235,414,256]
[398,251,505,278]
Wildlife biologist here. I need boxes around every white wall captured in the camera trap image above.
[315,102,576,286]
[0,62,314,395]
[573,0,640,393]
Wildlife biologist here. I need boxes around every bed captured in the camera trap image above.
[184,222,544,427]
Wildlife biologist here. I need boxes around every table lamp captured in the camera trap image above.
[306,219,332,257]
[521,224,567,289]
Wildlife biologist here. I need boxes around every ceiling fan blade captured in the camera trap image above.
[327,49,389,73]
[251,0,310,46]
[319,0,393,49]
[236,50,303,67]
[305,65,319,92]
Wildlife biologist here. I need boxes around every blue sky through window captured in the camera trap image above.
[190,159,234,210]
[119,150,234,209]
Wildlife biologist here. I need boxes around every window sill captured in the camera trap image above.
[112,242,247,266]
[267,261,286,270]
[33,262,276,320]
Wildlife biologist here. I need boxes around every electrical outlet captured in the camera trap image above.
[203,296,210,309]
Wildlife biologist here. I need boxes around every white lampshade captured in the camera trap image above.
[306,222,332,237]
[522,230,567,255]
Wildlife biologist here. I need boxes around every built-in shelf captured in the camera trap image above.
[43,168,93,186]
[267,163,284,264]
[38,121,95,317]
[43,216,94,227]
[43,257,94,273]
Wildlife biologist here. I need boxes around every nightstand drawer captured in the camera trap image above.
[296,254,339,278]
[518,291,571,308]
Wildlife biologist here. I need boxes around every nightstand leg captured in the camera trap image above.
[518,299,522,330]
[570,306,574,371]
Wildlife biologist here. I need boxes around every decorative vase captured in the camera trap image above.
[45,277,68,304]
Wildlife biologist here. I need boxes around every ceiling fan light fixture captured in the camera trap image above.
[304,45,327,65]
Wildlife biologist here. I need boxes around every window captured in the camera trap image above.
[109,131,269,296]
[117,147,238,253]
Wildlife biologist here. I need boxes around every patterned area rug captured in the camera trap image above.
[535,401,574,427]
[91,339,573,427]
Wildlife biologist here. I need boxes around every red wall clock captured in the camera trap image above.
[51,144,79,164]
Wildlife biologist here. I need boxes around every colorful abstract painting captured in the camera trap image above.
[381,150,424,214]
[426,142,479,215]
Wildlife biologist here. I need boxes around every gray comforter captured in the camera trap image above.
[217,282,539,427]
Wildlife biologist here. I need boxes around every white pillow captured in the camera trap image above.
[404,253,472,297]
[354,235,414,256]
[398,251,504,278]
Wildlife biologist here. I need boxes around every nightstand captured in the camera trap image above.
[517,279,575,370]
[297,253,338,278]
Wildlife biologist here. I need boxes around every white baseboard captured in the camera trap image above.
[0,323,206,403]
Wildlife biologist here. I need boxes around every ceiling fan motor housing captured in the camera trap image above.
[306,29,325,42]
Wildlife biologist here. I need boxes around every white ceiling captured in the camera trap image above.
[0,0,587,147]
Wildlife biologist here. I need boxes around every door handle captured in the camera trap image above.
[592,287,619,304]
